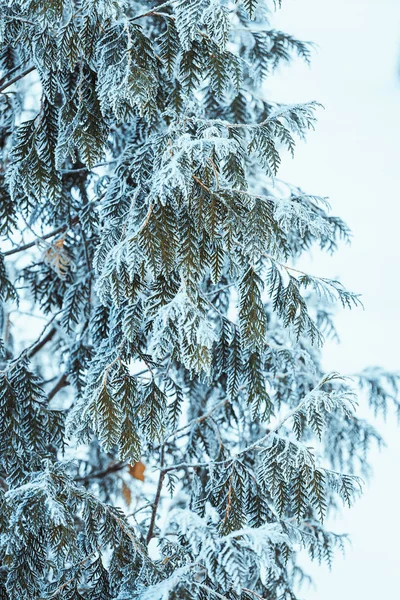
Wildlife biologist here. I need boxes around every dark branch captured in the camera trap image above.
[75,461,127,483]
[0,63,30,88]
[48,373,69,401]
[28,327,56,359]
[0,65,36,93]
[4,216,79,257]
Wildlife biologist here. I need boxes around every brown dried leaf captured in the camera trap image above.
[122,482,132,507]
[42,236,74,279]
[128,461,146,482]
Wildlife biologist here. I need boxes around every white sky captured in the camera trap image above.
[268,0,400,597]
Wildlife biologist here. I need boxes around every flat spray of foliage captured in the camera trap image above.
[0,0,398,599]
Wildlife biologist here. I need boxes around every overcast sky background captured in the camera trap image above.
[267,0,400,597]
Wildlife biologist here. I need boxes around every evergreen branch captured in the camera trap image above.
[242,588,266,600]
[129,204,154,241]
[101,499,145,555]
[47,490,148,598]
[194,582,228,600]
[162,376,338,474]
[46,548,102,599]
[237,373,340,455]
[131,0,174,21]
[265,254,312,277]
[222,102,321,130]
[3,15,35,26]
[193,176,346,288]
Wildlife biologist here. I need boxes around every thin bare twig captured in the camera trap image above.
[165,397,229,441]
[61,159,117,174]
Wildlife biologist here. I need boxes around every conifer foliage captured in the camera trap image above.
[0,1,398,599]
